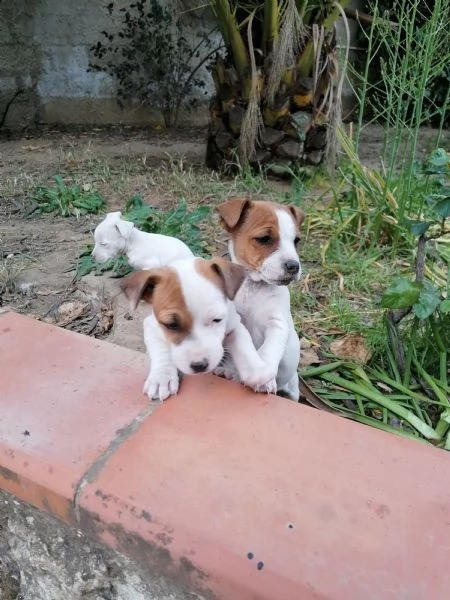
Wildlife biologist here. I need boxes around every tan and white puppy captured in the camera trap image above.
[120,256,277,401]
[92,211,193,269]
[216,198,304,401]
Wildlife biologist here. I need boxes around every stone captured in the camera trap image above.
[275,140,303,160]
[305,150,324,166]
[261,127,284,146]
[215,131,235,151]
[306,128,328,150]
[250,149,272,164]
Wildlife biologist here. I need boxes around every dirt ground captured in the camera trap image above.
[0,124,448,360]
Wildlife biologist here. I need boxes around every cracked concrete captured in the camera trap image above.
[0,490,196,600]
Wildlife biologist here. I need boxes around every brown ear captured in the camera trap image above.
[288,205,305,227]
[119,270,162,310]
[210,257,246,300]
[216,197,252,230]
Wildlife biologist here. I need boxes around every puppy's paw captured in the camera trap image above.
[213,364,240,381]
[252,377,277,395]
[143,367,179,401]
[239,360,277,393]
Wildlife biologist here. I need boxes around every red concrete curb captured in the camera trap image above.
[1,310,450,599]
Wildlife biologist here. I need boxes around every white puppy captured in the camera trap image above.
[92,211,193,269]
[216,198,305,401]
[120,256,277,401]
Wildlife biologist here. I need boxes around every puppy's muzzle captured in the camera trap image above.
[190,359,209,374]
[284,260,300,276]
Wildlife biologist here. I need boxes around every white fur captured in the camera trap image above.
[228,208,301,400]
[92,211,193,269]
[141,258,277,401]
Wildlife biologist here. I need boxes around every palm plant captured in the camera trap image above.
[206,0,350,172]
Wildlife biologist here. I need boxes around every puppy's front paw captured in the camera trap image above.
[143,366,179,401]
[252,377,277,395]
[213,364,240,381]
[239,360,278,395]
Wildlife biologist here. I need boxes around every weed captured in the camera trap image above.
[67,248,133,282]
[31,175,105,217]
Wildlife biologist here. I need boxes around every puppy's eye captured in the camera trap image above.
[294,236,301,246]
[163,321,180,332]
[212,318,223,324]
[254,235,272,245]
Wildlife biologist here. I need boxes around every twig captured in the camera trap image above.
[344,7,398,29]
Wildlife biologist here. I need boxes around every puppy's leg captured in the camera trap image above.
[225,309,277,393]
[257,318,290,374]
[143,315,179,401]
[277,373,300,401]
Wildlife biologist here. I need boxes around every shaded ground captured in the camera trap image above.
[0,124,448,358]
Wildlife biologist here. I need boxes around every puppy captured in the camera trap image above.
[120,256,277,401]
[92,211,193,269]
[216,198,304,401]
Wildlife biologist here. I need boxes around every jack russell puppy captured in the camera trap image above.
[216,198,304,401]
[92,211,194,269]
[120,256,277,401]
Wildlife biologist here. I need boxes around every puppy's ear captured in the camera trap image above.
[106,211,122,220]
[210,257,246,300]
[288,205,305,227]
[216,198,252,230]
[115,219,134,239]
[120,270,162,310]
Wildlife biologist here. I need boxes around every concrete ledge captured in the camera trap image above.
[1,310,450,599]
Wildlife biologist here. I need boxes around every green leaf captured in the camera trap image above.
[434,197,450,220]
[125,194,145,211]
[413,282,441,320]
[406,220,431,236]
[381,278,423,309]
[424,148,450,175]
[440,299,450,314]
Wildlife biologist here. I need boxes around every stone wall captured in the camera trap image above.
[0,0,364,131]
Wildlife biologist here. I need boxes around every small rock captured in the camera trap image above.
[250,149,272,164]
[276,140,303,159]
[261,127,284,146]
[306,128,328,150]
[305,150,323,166]
[215,131,235,151]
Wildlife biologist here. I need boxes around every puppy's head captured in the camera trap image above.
[92,211,134,263]
[217,198,304,286]
[120,257,246,375]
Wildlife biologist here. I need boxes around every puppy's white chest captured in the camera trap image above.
[234,281,278,346]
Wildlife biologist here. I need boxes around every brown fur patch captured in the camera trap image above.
[194,257,246,300]
[120,268,193,345]
[217,200,280,270]
[217,199,304,270]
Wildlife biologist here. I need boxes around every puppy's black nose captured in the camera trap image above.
[190,359,209,373]
[284,260,300,275]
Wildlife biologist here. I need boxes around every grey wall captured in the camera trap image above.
[0,0,363,131]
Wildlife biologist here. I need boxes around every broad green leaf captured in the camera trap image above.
[434,197,450,220]
[381,278,422,309]
[406,220,431,236]
[440,299,450,314]
[413,281,441,319]
[425,148,450,174]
